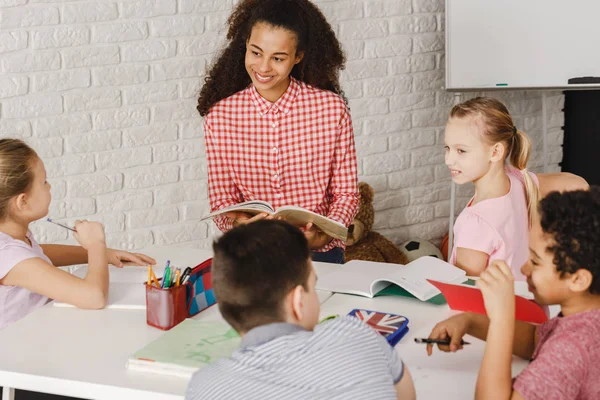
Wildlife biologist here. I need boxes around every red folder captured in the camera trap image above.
[427,279,548,324]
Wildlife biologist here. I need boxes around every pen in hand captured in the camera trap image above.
[414,338,471,346]
[46,218,76,232]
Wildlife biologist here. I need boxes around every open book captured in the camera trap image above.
[127,319,240,378]
[201,200,348,241]
[315,256,467,302]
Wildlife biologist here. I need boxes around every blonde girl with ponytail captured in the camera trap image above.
[444,97,587,280]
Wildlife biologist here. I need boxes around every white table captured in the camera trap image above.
[319,293,530,399]
[0,250,531,400]
[0,249,339,400]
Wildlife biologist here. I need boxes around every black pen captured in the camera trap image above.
[46,218,76,232]
[414,338,471,345]
[179,267,192,284]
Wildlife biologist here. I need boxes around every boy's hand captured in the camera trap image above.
[106,249,157,268]
[225,211,269,226]
[301,222,333,250]
[426,313,471,355]
[73,220,106,250]
[476,261,515,323]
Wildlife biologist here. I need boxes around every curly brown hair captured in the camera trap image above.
[539,187,600,294]
[197,0,347,117]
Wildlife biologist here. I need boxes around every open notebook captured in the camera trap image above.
[127,319,240,378]
[315,256,467,302]
[54,266,146,309]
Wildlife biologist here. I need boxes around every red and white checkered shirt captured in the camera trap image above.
[205,77,359,252]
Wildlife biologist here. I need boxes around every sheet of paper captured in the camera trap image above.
[428,280,548,324]
[67,265,149,282]
[54,282,146,309]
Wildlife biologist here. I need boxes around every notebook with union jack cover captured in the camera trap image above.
[348,309,409,347]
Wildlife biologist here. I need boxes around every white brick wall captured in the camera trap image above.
[0,0,563,251]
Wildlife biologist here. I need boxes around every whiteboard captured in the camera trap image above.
[446,0,600,90]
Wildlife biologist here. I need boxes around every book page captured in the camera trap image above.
[315,260,398,296]
[387,256,467,300]
[315,271,385,297]
[201,201,275,220]
[274,206,348,241]
[316,257,466,301]
[374,277,439,301]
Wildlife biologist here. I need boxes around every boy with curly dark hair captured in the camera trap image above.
[197,0,359,263]
[426,187,600,400]
[185,220,416,399]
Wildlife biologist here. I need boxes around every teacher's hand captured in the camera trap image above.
[225,212,269,227]
[301,222,333,250]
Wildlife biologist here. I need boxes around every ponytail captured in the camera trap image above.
[509,129,539,226]
[450,97,540,225]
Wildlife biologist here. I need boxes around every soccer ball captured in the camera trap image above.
[400,238,444,262]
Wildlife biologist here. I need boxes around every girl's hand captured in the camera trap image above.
[426,313,471,355]
[301,222,332,250]
[225,212,269,226]
[106,249,157,268]
[73,220,106,250]
[476,261,515,323]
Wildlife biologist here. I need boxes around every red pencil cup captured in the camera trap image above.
[145,283,190,330]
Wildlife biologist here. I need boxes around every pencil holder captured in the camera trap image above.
[145,283,190,331]
[144,258,217,330]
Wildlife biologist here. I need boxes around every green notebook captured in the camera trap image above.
[375,279,477,305]
[127,319,241,378]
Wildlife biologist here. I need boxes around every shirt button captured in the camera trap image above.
[272,147,278,153]
[272,123,277,128]
[273,174,278,179]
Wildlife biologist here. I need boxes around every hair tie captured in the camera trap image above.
[512,126,517,135]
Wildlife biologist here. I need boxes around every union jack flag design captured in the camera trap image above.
[352,310,408,338]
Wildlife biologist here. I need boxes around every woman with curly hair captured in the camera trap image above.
[197,0,359,263]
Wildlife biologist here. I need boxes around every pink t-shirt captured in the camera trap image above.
[513,309,600,399]
[0,231,50,330]
[450,167,539,281]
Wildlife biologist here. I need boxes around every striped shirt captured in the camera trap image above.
[185,316,404,400]
[204,77,359,252]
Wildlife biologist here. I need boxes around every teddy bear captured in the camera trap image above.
[345,182,409,265]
